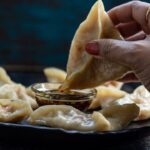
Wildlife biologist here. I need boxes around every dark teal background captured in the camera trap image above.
[0,0,150,68]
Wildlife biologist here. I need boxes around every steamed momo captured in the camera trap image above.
[0,99,32,122]
[89,86,126,109]
[60,0,129,91]
[28,105,99,131]
[0,67,14,86]
[44,67,66,83]
[0,84,38,109]
[28,104,139,132]
[112,86,150,121]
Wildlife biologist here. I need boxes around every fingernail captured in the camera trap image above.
[85,42,99,55]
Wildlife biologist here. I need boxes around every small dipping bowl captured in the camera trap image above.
[31,83,96,111]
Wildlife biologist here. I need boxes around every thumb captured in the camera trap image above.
[85,39,139,68]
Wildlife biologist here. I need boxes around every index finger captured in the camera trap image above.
[108,1,150,33]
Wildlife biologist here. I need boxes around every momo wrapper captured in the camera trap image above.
[61,0,129,91]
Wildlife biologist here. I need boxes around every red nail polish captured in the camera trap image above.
[85,42,99,55]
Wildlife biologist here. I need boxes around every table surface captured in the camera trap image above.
[0,136,149,150]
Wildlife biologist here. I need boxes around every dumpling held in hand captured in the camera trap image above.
[60,0,130,91]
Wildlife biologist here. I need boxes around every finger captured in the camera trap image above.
[118,72,139,82]
[85,39,140,68]
[116,21,141,38]
[108,1,150,34]
[126,31,146,41]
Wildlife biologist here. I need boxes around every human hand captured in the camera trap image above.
[85,1,150,91]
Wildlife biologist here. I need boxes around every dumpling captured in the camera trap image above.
[100,104,139,130]
[44,67,66,83]
[28,105,113,131]
[0,99,32,122]
[28,104,139,132]
[26,86,35,98]
[128,86,150,118]
[28,105,98,131]
[89,86,126,109]
[113,86,150,121]
[0,67,14,86]
[60,0,129,91]
[0,67,38,109]
[0,84,38,109]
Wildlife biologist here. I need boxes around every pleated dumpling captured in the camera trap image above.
[27,104,139,131]
[27,105,104,131]
[60,0,129,91]
[0,99,32,122]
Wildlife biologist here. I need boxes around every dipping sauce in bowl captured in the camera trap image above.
[31,83,96,111]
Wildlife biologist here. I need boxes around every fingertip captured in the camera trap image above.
[85,42,100,55]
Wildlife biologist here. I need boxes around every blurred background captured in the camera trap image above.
[0,0,144,69]
[0,0,149,89]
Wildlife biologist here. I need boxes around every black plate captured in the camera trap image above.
[0,121,149,150]
[0,120,150,143]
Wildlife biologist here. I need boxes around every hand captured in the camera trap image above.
[85,1,150,91]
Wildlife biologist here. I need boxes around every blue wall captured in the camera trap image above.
[0,0,149,68]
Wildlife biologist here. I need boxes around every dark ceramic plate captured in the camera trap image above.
[0,122,149,150]
[0,120,150,143]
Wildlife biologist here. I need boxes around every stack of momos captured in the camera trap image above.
[0,67,38,109]
[0,67,37,122]
[0,66,148,132]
